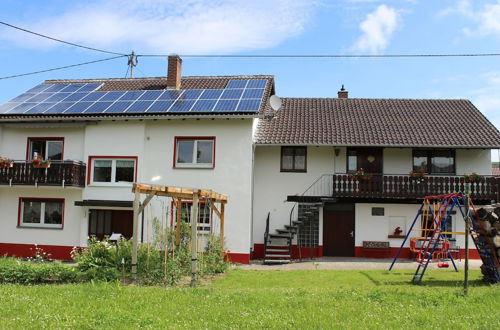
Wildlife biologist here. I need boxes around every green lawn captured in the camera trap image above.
[1,269,498,329]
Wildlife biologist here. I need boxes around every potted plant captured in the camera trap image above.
[32,155,51,168]
[348,169,372,181]
[0,157,14,168]
[409,169,427,183]
[461,172,484,183]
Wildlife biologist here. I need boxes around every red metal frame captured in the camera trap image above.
[17,197,65,229]
[173,136,216,168]
[87,155,139,185]
[26,137,65,160]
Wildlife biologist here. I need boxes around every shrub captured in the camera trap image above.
[199,234,229,275]
[0,257,80,284]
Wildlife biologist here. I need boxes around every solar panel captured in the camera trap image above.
[85,101,113,113]
[191,99,217,112]
[125,100,153,112]
[1,78,268,115]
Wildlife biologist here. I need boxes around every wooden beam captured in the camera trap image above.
[190,191,199,287]
[220,202,225,244]
[132,183,228,202]
[138,191,156,214]
[208,200,221,219]
[131,188,140,280]
[175,198,182,247]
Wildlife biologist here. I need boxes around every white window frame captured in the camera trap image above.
[178,202,212,234]
[19,199,63,229]
[175,138,215,168]
[90,158,136,186]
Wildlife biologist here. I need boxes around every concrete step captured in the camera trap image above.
[265,254,291,258]
[264,259,291,264]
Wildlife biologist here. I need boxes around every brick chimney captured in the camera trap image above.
[338,85,348,99]
[167,55,182,89]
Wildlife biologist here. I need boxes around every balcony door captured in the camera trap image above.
[347,148,383,174]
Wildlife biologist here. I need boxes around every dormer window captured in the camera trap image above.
[27,138,63,160]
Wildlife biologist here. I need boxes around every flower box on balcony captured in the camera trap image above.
[348,169,372,181]
[0,157,14,168]
[32,155,51,168]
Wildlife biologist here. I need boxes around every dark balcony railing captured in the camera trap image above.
[289,174,500,202]
[331,174,500,201]
[0,160,86,188]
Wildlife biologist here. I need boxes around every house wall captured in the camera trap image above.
[252,145,336,246]
[252,146,490,259]
[0,126,85,161]
[0,119,254,263]
[0,187,84,259]
[355,203,479,258]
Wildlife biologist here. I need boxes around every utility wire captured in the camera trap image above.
[138,53,500,58]
[0,21,127,56]
[0,55,127,80]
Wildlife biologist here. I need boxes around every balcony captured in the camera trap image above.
[0,161,86,188]
[289,174,500,203]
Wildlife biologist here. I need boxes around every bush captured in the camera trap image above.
[199,234,229,275]
[0,257,80,284]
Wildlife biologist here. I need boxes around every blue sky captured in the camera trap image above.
[0,0,499,160]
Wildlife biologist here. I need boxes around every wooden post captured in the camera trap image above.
[131,188,140,280]
[464,195,470,295]
[175,198,182,247]
[190,191,199,286]
[220,202,225,244]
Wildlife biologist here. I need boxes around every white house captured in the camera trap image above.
[0,56,499,263]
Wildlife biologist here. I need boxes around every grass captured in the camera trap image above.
[0,269,499,329]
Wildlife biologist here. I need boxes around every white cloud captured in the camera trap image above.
[440,0,500,38]
[0,0,315,54]
[351,4,400,54]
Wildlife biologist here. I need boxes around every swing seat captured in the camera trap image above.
[438,263,449,268]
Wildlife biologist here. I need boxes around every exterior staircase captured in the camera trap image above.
[263,204,320,264]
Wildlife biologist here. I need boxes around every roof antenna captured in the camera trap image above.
[127,51,138,78]
[341,84,345,91]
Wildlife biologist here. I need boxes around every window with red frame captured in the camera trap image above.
[19,198,64,228]
[28,138,63,160]
[175,138,215,168]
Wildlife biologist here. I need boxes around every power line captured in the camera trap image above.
[0,21,127,56]
[138,53,500,58]
[0,55,127,80]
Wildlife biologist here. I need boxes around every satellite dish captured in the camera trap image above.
[269,95,282,111]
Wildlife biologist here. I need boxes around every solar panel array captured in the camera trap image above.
[0,79,267,115]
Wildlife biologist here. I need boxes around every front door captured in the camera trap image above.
[323,205,355,257]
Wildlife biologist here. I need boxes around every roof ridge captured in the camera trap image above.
[280,97,471,101]
[44,75,275,83]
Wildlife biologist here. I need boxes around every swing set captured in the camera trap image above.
[389,192,500,284]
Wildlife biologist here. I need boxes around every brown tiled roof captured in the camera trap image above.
[255,98,500,148]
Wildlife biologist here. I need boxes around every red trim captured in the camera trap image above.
[227,252,250,264]
[173,136,216,168]
[253,244,481,260]
[87,155,138,185]
[0,243,74,260]
[252,244,323,259]
[26,137,65,161]
[17,197,65,229]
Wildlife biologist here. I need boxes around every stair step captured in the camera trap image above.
[264,259,290,264]
[276,229,296,234]
[266,248,289,253]
[292,221,303,226]
[285,225,298,230]
[265,254,291,258]
[269,234,292,239]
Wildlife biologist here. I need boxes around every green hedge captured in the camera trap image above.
[0,258,81,284]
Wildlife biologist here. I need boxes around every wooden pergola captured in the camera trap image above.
[131,183,228,285]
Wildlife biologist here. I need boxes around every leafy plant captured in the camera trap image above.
[348,169,372,181]
[461,172,484,183]
[0,257,80,284]
[409,169,427,182]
